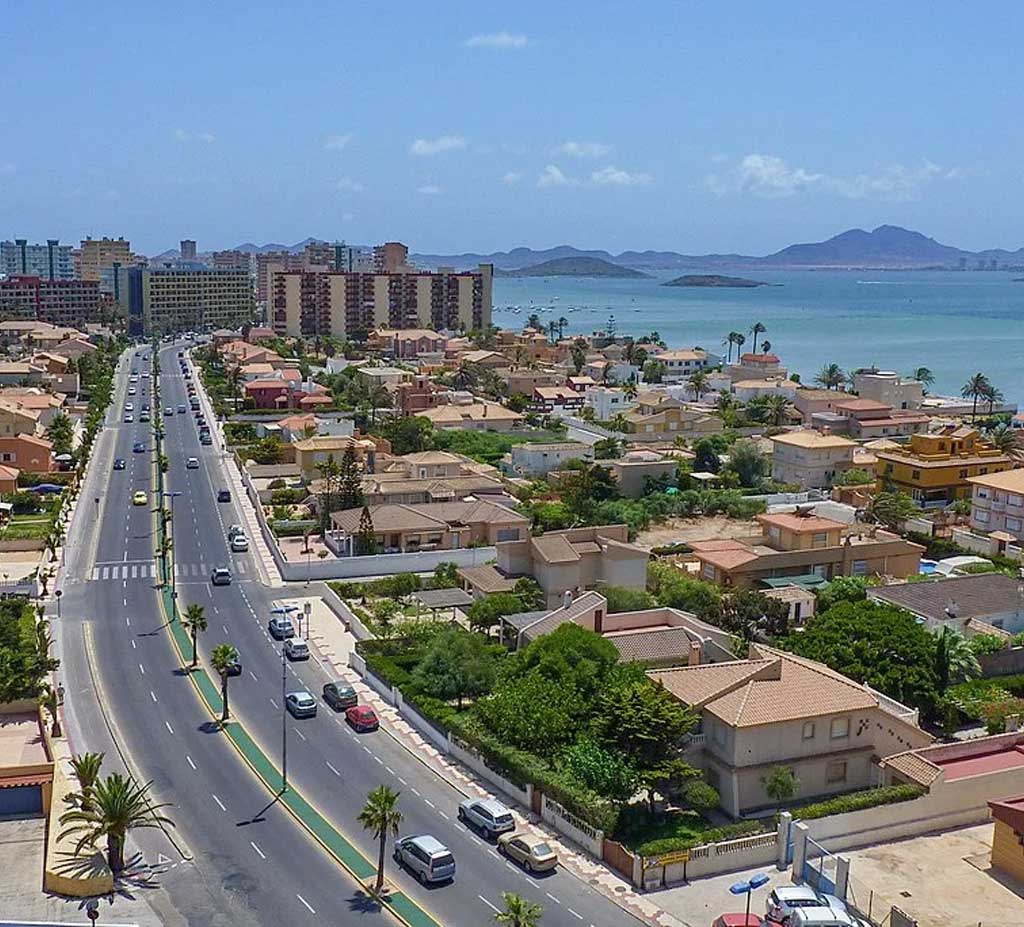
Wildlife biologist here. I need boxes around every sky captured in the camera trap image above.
[2,1,1024,256]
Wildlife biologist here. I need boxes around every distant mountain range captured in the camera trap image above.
[497,256,649,278]
[413,226,1024,272]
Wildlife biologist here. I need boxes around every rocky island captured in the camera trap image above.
[500,256,650,278]
[662,274,776,288]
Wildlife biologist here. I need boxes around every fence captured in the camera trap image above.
[540,793,604,857]
[649,830,780,887]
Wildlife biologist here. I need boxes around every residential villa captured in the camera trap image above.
[601,450,678,497]
[622,393,722,438]
[503,442,592,478]
[327,499,528,555]
[504,369,564,396]
[770,431,857,489]
[812,399,930,440]
[0,463,19,493]
[726,352,788,382]
[649,646,931,817]
[0,434,53,472]
[873,426,1014,507]
[292,434,380,478]
[654,349,711,383]
[0,398,41,438]
[689,510,924,590]
[968,468,1024,544]
[585,386,637,421]
[367,328,445,358]
[418,401,524,432]
[851,369,924,410]
[792,388,858,424]
[530,385,584,415]
[731,379,798,403]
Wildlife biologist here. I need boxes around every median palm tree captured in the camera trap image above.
[961,373,991,422]
[358,785,403,896]
[59,773,175,875]
[494,892,544,927]
[815,363,847,391]
[211,643,239,723]
[749,321,766,355]
[933,626,981,694]
[69,752,105,813]
[182,604,207,669]
[687,369,711,401]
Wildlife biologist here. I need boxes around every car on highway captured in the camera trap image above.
[345,704,379,732]
[285,691,317,719]
[140,411,150,422]
[200,433,213,446]
[230,534,249,552]
[268,616,295,640]
[124,402,134,411]
[322,681,358,711]
[496,832,558,873]
[284,637,310,661]
[177,404,187,413]
[132,491,148,506]
[132,442,146,453]
[210,567,232,586]
[224,654,243,677]
[217,489,231,502]
[393,835,455,885]
[123,413,134,423]
[128,386,136,395]
[164,407,173,416]
[458,798,515,838]
[185,457,200,470]
[228,524,245,538]
[142,372,150,378]
[113,458,125,470]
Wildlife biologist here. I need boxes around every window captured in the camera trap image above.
[852,559,868,575]
[1007,518,1021,532]
[812,532,828,548]
[830,717,850,740]
[496,528,520,542]
[911,469,921,480]
[702,563,716,581]
[826,760,848,784]
[974,509,990,524]
[1011,494,1024,508]
[802,721,815,740]
[959,469,968,480]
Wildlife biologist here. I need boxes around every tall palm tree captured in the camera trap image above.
[687,369,711,401]
[359,784,403,895]
[556,317,568,339]
[622,380,638,400]
[59,773,175,874]
[211,643,239,723]
[609,412,631,433]
[749,321,766,355]
[40,684,61,738]
[751,394,793,427]
[815,363,847,391]
[527,313,542,331]
[912,367,935,393]
[721,333,735,363]
[368,385,392,425]
[494,892,544,927]
[961,373,991,422]
[760,339,772,354]
[981,383,1004,416]
[182,604,207,669]
[933,626,981,694]
[733,332,746,357]
[69,752,105,813]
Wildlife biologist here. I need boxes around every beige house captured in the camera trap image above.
[292,435,379,478]
[654,349,710,383]
[419,401,524,432]
[690,511,923,590]
[623,394,722,438]
[0,398,40,437]
[792,388,857,424]
[602,450,678,497]
[650,647,931,817]
[968,468,1024,544]
[770,430,857,489]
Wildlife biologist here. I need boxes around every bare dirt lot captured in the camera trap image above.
[635,515,760,551]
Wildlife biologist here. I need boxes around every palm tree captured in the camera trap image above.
[912,367,935,393]
[721,333,735,363]
[760,339,772,354]
[601,361,616,385]
[987,423,1018,455]
[494,892,544,927]
[981,383,1004,416]
[182,604,207,669]
[749,321,766,355]
[211,643,239,723]
[609,412,631,433]
[359,784,403,895]
[40,684,61,738]
[69,752,105,813]
[933,626,981,694]
[757,394,793,427]
[556,317,568,340]
[961,373,991,422]
[59,773,175,874]
[368,385,391,425]
[527,313,542,331]
[687,369,711,402]
[815,363,847,391]
[622,380,638,400]
[733,332,746,358]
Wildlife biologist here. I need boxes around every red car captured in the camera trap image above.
[345,704,379,732]
[712,916,762,927]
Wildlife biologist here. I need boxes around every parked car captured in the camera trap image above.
[712,916,763,927]
[285,691,317,719]
[140,411,150,422]
[789,910,858,927]
[284,637,310,660]
[392,835,455,885]
[177,404,187,413]
[200,433,213,446]
[268,616,295,640]
[345,704,379,732]
[164,407,173,416]
[458,798,515,838]
[496,832,558,873]
[123,414,133,423]
[113,458,126,471]
[767,888,838,924]
[230,534,249,552]
[210,567,232,586]
[186,457,200,469]
[322,681,358,711]
[217,489,231,502]
[227,524,245,538]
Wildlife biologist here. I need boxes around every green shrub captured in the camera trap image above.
[270,488,307,505]
[329,581,366,600]
[612,806,766,857]
[790,784,925,821]
[969,633,1007,656]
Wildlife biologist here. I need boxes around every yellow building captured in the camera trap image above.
[622,393,722,437]
[78,237,133,281]
[873,425,1013,507]
[989,797,1024,883]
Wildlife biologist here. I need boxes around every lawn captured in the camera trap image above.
[1,515,52,541]
[611,805,765,857]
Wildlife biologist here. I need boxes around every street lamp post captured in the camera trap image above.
[54,589,62,621]
[729,872,770,923]
[163,491,182,602]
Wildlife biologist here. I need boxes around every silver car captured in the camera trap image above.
[393,834,455,884]
[457,798,515,838]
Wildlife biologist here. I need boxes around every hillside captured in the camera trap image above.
[503,256,650,278]
[662,274,774,288]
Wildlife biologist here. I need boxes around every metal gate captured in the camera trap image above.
[802,836,837,894]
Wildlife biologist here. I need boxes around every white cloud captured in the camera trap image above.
[591,165,653,186]
[706,153,961,201]
[174,128,215,143]
[410,135,467,156]
[324,133,353,151]
[335,177,365,192]
[537,165,578,188]
[418,184,444,195]
[463,31,528,49]
[556,141,612,159]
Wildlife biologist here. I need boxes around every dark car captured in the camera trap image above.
[217,489,230,502]
[132,442,146,453]
[345,704,379,732]
[200,433,213,446]
[323,681,358,711]
[113,458,126,471]
[225,655,242,677]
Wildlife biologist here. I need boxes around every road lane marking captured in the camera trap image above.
[374,756,383,766]
[149,691,158,703]
[186,755,196,770]
[249,670,258,681]
[131,640,136,650]
[424,799,435,809]
[250,840,266,859]
[478,896,500,913]
[546,893,561,905]
[269,697,278,709]
[326,761,340,776]
[139,663,145,675]
[296,894,315,914]
[411,787,420,797]
[439,811,449,820]
[294,728,307,742]
[568,909,584,920]
[398,776,408,785]
[385,765,395,775]
[212,794,226,811]
[165,720,174,734]
[488,848,500,859]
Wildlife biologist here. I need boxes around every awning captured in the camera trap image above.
[760,574,830,590]
[0,773,52,788]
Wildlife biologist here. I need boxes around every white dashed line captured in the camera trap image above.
[398,776,408,785]
[488,848,500,859]
[131,640,137,650]
[249,670,258,681]
[164,720,174,735]
[424,799,435,809]
[296,894,315,914]
[568,909,584,920]
[439,811,449,820]
[270,698,278,709]
[149,690,157,703]
[250,841,266,859]
[139,663,145,675]
[411,787,421,797]
[186,755,196,770]
[374,756,383,766]
[326,761,340,777]
[294,729,307,742]
[478,896,500,913]
[212,794,226,811]
[546,893,561,905]
[385,765,395,775]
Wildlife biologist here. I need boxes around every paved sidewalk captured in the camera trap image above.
[301,593,687,927]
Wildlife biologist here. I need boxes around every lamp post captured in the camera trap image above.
[163,491,182,602]
[729,872,770,923]
[281,641,288,794]
[54,589,62,621]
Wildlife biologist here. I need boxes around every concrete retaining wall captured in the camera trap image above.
[540,793,603,857]
[277,546,498,582]
[653,831,779,886]
[447,735,533,808]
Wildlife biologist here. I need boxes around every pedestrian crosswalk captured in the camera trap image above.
[89,560,247,581]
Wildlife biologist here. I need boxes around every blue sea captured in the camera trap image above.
[493,270,1024,404]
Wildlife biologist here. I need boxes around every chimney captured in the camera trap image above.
[562,590,573,610]
[688,641,702,666]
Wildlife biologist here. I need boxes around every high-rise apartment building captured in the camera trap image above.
[180,239,197,262]
[374,241,409,273]
[1,239,75,280]
[210,250,253,272]
[269,264,492,339]
[79,237,133,281]
[0,275,101,326]
[121,268,255,336]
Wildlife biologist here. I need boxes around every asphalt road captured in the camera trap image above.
[56,339,644,927]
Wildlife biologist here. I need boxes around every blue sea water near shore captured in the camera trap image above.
[493,270,1024,404]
